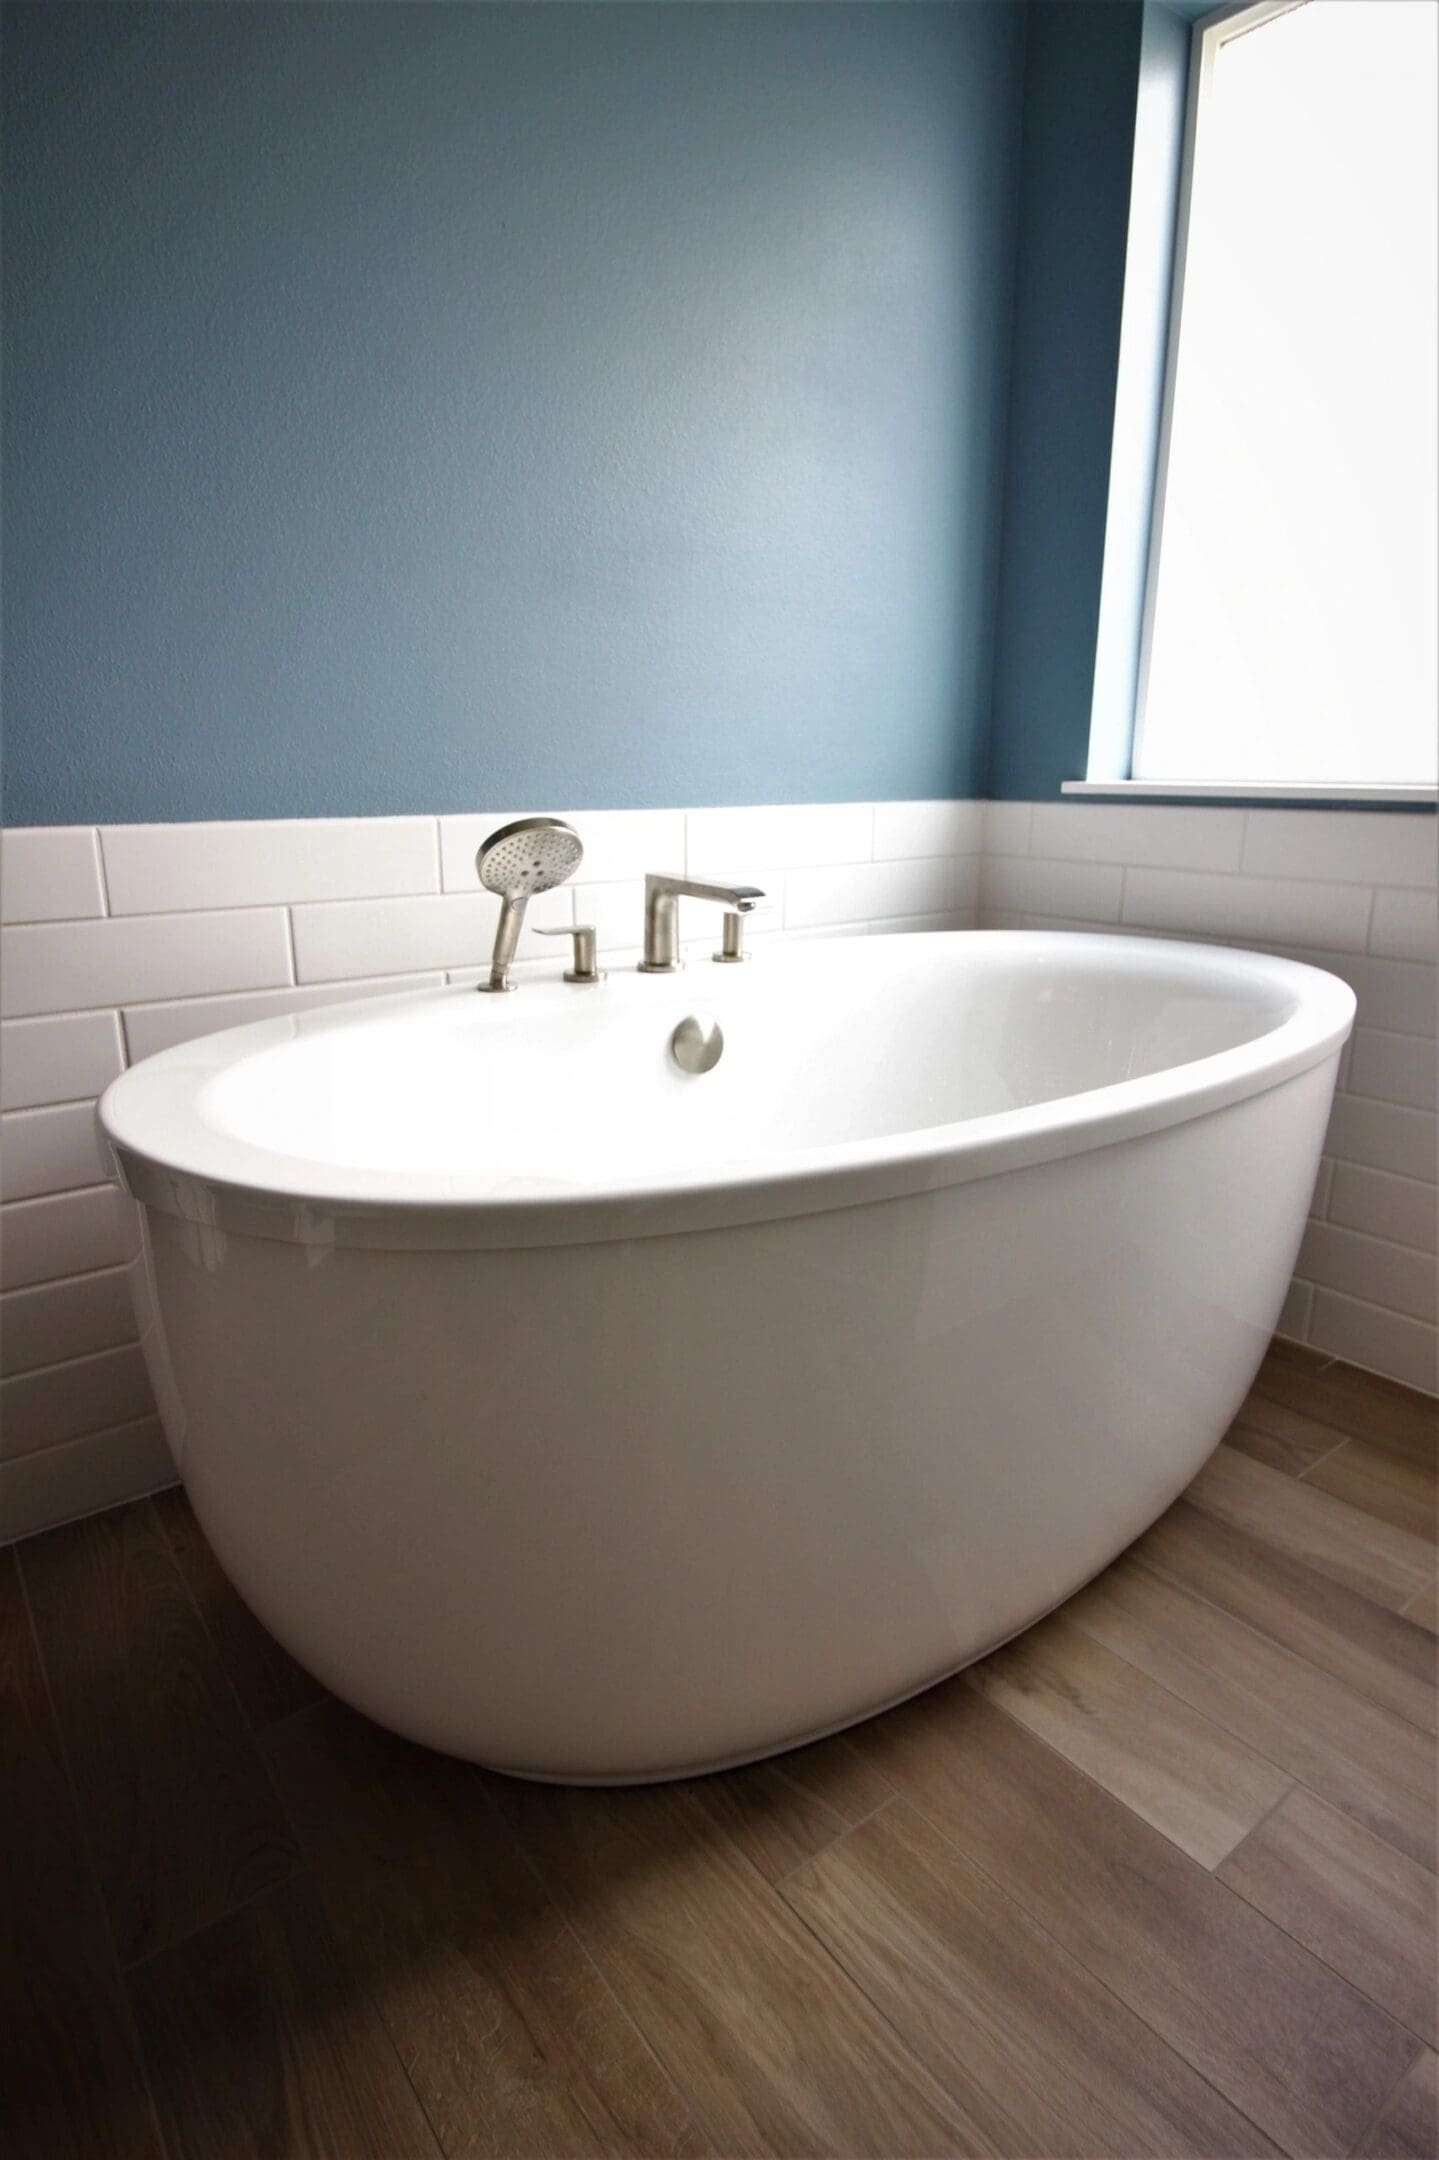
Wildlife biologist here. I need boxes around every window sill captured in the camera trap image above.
[1062,780,1437,806]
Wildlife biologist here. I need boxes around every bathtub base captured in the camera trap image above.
[475,1579,1119,1784]
[138,1056,1339,1784]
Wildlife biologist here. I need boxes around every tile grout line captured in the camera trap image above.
[696,1775,1018,2147]
[117,1859,308,1980]
[93,828,113,918]
[961,1638,1314,1877]
[162,1684,446,2160]
[111,1496,323,1972]
[831,1702,1289,2158]
[0,1334,148,1386]
[768,1793,898,1888]
[1342,2039,1428,2159]
[1219,1852,1437,2056]
[459,1768,723,2157]
[1054,1491,1435,1786]
[1137,1513,1437,1711]
[952,1679,1431,2131]
[1,1255,138,1297]
[1104,1536,1437,1742]
[1211,1773,1296,1871]
[1293,1432,1361,1485]
[10,1539,175,2160]
[0,1468,179,1554]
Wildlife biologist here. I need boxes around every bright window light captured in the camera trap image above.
[1135,0,1438,787]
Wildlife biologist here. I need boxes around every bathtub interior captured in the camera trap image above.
[193,936,1300,1185]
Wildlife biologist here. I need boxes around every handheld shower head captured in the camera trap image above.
[474,817,584,991]
[475,816,584,901]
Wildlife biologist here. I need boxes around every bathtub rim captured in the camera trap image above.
[99,930,1355,1254]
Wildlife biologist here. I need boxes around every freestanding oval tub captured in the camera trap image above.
[100,930,1353,1782]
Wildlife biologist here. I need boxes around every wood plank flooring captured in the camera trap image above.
[3,1342,1435,2160]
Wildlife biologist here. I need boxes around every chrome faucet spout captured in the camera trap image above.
[639,872,766,973]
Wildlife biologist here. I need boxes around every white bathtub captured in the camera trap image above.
[100,931,1353,1781]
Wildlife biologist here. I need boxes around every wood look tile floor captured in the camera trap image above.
[4,1342,1436,2160]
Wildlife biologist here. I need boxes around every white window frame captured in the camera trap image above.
[1072,0,1436,806]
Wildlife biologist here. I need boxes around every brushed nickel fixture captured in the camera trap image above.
[639,873,765,973]
[537,922,606,983]
[713,909,751,963]
[474,817,583,992]
[670,1011,724,1074]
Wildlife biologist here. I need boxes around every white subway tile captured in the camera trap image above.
[1308,1292,1438,1395]
[1243,810,1437,888]
[0,1266,137,1379]
[436,810,514,890]
[568,880,645,954]
[948,856,982,914]
[994,912,1135,937]
[0,1415,174,1544]
[686,803,873,875]
[1310,1158,1335,1219]
[1280,951,1437,1039]
[122,973,447,1063]
[291,888,573,983]
[1121,869,1371,953]
[1348,1029,1438,1113]
[0,1012,124,1111]
[1329,1164,1437,1256]
[439,808,686,893]
[774,922,872,945]
[1274,1277,1314,1343]
[0,1186,139,1292]
[872,801,983,861]
[1326,1095,1438,1184]
[980,802,1033,856]
[0,909,293,1020]
[1028,803,1245,873]
[786,857,951,932]
[0,827,105,923]
[1346,955,1438,1039]
[102,817,440,914]
[573,809,687,884]
[780,864,869,931]
[875,913,969,937]
[1368,887,1436,963]
[1297,1220,1435,1324]
[0,1341,154,1461]
[980,855,1124,923]
[0,1104,111,1203]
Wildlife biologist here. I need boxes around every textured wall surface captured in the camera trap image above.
[985,0,1146,799]
[2,1,1022,824]
[979,802,1438,1393]
[0,800,985,1539]
[3,797,1434,1540]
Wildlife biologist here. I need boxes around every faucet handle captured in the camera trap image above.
[536,923,606,984]
[713,910,752,964]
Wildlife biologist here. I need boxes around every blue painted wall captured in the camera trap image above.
[985,0,1147,799]
[1,1,1024,824]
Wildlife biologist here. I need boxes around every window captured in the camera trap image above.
[1133,0,1438,791]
